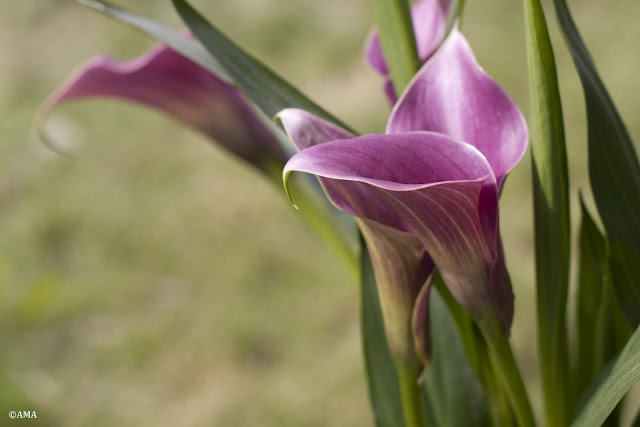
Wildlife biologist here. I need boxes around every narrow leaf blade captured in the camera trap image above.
[171,0,352,132]
[552,0,640,328]
[77,0,231,82]
[522,0,572,424]
[372,0,421,94]
[574,197,631,402]
[575,198,607,396]
[573,325,640,427]
[443,0,466,35]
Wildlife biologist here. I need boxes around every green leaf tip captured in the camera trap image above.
[572,325,640,427]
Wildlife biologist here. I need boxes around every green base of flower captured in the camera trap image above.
[395,361,423,427]
[480,315,535,427]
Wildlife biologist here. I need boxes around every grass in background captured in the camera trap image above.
[1,1,639,425]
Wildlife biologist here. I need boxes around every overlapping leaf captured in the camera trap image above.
[573,325,640,427]
[552,0,640,328]
[171,0,352,132]
[522,0,572,423]
[77,0,230,82]
[575,198,632,404]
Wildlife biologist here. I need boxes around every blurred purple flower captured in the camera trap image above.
[281,30,527,364]
[38,41,288,171]
[365,0,447,104]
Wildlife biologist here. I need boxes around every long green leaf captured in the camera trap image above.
[360,237,404,427]
[573,325,640,427]
[522,0,572,424]
[372,0,420,94]
[171,0,353,132]
[76,0,231,82]
[423,283,488,427]
[552,0,640,329]
[575,197,609,399]
[575,196,631,407]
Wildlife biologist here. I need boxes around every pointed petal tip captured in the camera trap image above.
[281,168,301,211]
[277,108,353,151]
[388,28,527,187]
[363,29,389,76]
[35,54,117,158]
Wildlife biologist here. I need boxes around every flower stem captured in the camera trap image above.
[481,316,535,427]
[395,362,423,427]
[475,339,515,427]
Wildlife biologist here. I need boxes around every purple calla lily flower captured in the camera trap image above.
[365,0,448,104]
[278,108,435,367]
[38,40,288,172]
[281,30,527,365]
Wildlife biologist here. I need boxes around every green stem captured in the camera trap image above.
[522,0,572,423]
[395,362,423,427]
[433,277,513,426]
[481,316,535,427]
[476,338,514,427]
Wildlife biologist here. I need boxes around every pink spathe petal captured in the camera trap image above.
[278,108,409,230]
[388,29,528,190]
[39,43,287,169]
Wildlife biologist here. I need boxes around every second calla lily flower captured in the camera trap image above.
[38,39,289,173]
[281,29,527,367]
[366,0,448,104]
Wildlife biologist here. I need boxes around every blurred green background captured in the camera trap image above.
[1,1,639,425]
